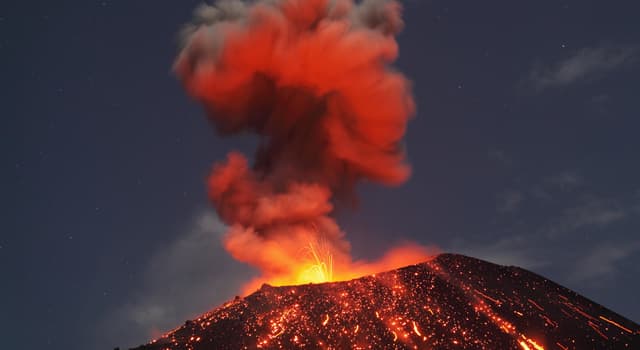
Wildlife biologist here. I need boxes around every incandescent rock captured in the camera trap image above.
[132,254,640,349]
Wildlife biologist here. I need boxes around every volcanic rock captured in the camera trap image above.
[131,253,639,349]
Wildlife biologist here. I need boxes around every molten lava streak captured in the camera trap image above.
[174,0,435,292]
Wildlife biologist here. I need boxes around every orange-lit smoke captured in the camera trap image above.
[175,0,435,292]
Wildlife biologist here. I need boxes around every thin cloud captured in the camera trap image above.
[529,171,583,200]
[487,148,511,165]
[447,235,548,270]
[528,45,636,90]
[544,196,627,238]
[570,241,640,283]
[97,211,254,349]
[545,171,584,191]
[497,190,524,213]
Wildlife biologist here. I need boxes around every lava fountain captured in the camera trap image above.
[174,0,435,293]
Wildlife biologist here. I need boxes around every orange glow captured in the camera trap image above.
[240,243,438,293]
[298,242,333,284]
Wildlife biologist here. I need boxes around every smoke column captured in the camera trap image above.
[175,0,433,291]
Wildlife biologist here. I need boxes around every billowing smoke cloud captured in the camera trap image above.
[175,0,430,291]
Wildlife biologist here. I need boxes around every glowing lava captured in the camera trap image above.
[298,242,333,284]
[133,254,640,350]
[240,242,437,294]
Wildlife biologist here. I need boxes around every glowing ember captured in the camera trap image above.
[132,254,640,350]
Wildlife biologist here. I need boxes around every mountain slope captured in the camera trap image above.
[132,253,639,349]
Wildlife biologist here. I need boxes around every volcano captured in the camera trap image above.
[131,254,639,349]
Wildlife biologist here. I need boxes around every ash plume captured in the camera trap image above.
[174,0,426,289]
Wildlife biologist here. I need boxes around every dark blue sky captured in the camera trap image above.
[3,1,640,349]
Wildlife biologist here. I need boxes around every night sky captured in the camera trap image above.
[4,1,640,349]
